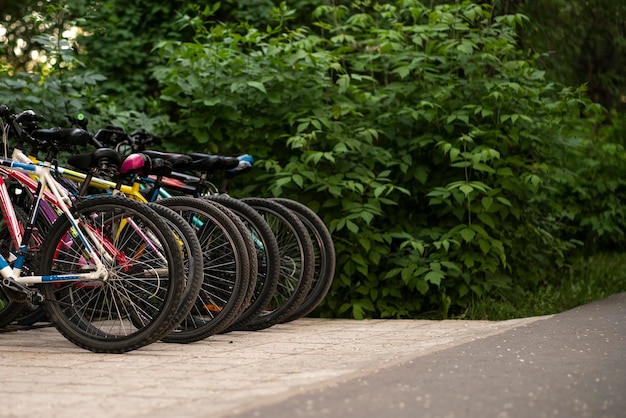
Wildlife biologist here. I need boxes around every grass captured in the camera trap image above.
[463,252,626,320]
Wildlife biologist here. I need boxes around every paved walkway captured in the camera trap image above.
[229,292,626,418]
[4,293,625,418]
[0,312,549,417]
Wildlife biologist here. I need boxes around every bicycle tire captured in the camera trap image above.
[157,196,251,342]
[13,307,48,326]
[203,195,281,332]
[234,197,314,331]
[39,194,186,353]
[201,198,259,321]
[147,203,204,334]
[271,198,336,322]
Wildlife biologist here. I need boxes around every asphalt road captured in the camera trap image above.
[230,292,626,418]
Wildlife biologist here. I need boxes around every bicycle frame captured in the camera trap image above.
[12,148,219,235]
[0,156,108,285]
[14,147,214,203]
[5,147,169,264]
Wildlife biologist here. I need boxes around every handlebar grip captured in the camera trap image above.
[225,154,254,177]
[15,109,44,124]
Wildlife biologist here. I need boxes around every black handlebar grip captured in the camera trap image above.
[15,109,44,124]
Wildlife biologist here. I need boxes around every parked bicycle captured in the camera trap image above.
[0,106,190,353]
[97,127,335,329]
[5,114,256,342]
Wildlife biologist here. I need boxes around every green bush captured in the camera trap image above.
[4,0,623,320]
[558,114,626,251]
[152,1,600,318]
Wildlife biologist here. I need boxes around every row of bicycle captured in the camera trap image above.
[0,105,335,353]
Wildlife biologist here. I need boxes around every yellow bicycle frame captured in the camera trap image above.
[28,155,148,202]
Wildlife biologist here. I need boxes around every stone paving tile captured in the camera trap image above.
[0,316,550,418]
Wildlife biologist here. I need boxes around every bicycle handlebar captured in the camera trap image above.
[15,109,45,124]
[1,106,254,179]
[1,106,91,153]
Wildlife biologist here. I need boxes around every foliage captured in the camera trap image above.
[507,0,626,113]
[466,251,626,320]
[2,0,626,320]
[0,3,167,131]
[0,3,106,127]
[552,114,626,251]
[213,0,334,27]
[65,0,197,110]
[0,0,55,72]
[151,1,601,319]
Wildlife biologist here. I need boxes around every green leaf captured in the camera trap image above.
[337,74,350,93]
[478,239,491,254]
[496,197,512,206]
[352,304,364,320]
[425,270,445,286]
[450,148,461,161]
[415,279,429,295]
[459,184,473,196]
[203,97,222,106]
[267,91,282,103]
[401,266,415,283]
[460,227,476,242]
[292,174,304,188]
[297,121,310,133]
[477,212,495,228]
[346,220,359,233]
[374,186,386,198]
[394,66,410,79]
[275,177,292,187]
[246,81,266,94]
[473,163,496,173]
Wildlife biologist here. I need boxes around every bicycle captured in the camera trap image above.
[94,129,330,328]
[0,105,187,353]
[1,120,206,340]
[125,150,317,330]
[8,120,255,341]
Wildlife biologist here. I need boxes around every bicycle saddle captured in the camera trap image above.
[140,150,192,169]
[30,128,92,149]
[67,148,122,171]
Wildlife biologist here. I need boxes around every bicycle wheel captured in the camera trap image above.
[12,307,48,326]
[39,194,185,353]
[271,198,336,322]
[203,195,281,332]
[235,197,314,331]
[146,203,204,334]
[201,198,258,321]
[158,196,251,342]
